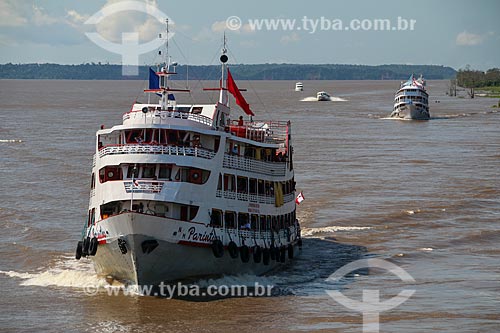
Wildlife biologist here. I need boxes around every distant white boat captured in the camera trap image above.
[390,75,430,120]
[316,91,330,101]
[295,82,303,91]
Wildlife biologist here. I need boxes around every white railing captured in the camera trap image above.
[223,191,236,200]
[124,181,163,193]
[230,120,289,144]
[90,189,95,197]
[92,154,96,167]
[236,192,248,201]
[99,144,216,160]
[123,110,214,128]
[223,154,286,176]
[217,191,293,204]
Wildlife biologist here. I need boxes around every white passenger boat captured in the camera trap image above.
[316,91,331,101]
[390,75,430,120]
[295,82,303,91]
[75,33,302,287]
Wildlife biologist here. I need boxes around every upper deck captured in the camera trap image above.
[110,102,290,147]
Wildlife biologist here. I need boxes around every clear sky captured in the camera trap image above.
[1,0,499,70]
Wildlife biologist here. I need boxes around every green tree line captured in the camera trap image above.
[0,63,456,80]
[456,66,500,88]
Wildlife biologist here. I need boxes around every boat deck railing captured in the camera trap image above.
[98,144,216,159]
[228,120,289,145]
[123,110,214,127]
[124,181,163,193]
[223,154,287,176]
[216,190,294,204]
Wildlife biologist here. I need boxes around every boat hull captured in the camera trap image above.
[390,103,430,120]
[90,213,300,286]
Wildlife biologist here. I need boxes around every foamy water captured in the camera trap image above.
[0,139,23,143]
[300,96,348,102]
[0,256,106,289]
[301,226,372,237]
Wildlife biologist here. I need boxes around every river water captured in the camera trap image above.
[0,79,499,332]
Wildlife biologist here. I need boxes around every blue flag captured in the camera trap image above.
[149,68,159,89]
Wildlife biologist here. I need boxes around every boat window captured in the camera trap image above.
[271,216,278,232]
[224,174,235,191]
[237,176,248,193]
[191,106,203,114]
[265,181,273,196]
[244,147,255,158]
[158,165,172,180]
[100,201,121,219]
[238,213,249,229]
[225,211,236,228]
[251,214,259,230]
[210,209,223,227]
[177,107,191,113]
[142,164,156,178]
[99,166,122,183]
[249,178,257,195]
[90,173,95,189]
[127,165,139,179]
[217,174,222,191]
[214,137,220,153]
[87,209,93,227]
[179,205,199,221]
[260,215,267,231]
[258,180,265,196]
[125,130,144,144]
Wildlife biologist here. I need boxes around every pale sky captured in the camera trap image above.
[0,0,499,70]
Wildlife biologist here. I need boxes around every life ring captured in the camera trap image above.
[75,241,83,260]
[287,244,294,259]
[89,237,99,256]
[188,169,203,184]
[82,236,91,256]
[240,245,250,263]
[253,245,262,263]
[211,239,224,258]
[228,241,239,259]
[262,248,270,265]
[279,246,286,263]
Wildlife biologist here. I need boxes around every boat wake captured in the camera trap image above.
[300,96,348,102]
[0,139,23,143]
[379,109,499,120]
[301,226,372,238]
[0,255,108,289]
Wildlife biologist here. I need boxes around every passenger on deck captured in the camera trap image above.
[241,222,251,230]
[238,116,244,126]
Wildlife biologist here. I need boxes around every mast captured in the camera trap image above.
[144,19,189,110]
[219,33,229,106]
[160,18,171,111]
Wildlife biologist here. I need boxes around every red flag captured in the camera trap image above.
[227,68,254,116]
[295,191,305,205]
